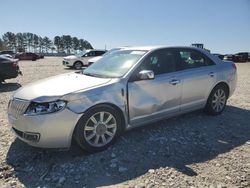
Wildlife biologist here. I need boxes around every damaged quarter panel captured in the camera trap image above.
[63,79,128,126]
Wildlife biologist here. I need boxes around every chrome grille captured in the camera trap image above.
[8,98,30,119]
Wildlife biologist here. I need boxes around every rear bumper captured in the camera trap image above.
[0,69,20,80]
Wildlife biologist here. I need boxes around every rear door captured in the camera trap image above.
[128,49,182,126]
[176,48,217,111]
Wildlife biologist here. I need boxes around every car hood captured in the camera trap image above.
[13,72,112,102]
[88,56,102,63]
[64,55,78,60]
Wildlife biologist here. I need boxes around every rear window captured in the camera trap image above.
[178,49,215,69]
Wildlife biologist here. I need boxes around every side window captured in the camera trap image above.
[178,49,214,69]
[83,51,95,57]
[96,51,106,56]
[138,49,177,76]
[90,51,96,56]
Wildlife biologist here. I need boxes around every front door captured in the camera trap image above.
[128,49,182,126]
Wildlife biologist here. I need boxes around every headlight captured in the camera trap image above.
[25,100,67,115]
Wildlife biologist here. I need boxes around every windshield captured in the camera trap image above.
[83,50,147,78]
[75,50,87,57]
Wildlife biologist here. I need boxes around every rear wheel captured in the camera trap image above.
[205,85,228,115]
[74,105,123,152]
[74,61,83,70]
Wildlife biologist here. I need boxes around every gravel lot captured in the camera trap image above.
[0,57,249,188]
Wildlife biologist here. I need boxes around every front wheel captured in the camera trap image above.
[74,105,123,152]
[74,61,83,70]
[205,85,228,115]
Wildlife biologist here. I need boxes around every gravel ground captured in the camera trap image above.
[0,57,249,188]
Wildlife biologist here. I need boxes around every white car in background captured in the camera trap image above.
[87,47,126,65]
[63,49,106,69]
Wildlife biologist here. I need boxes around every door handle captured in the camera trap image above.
[209,72,215,77]
[170,79,180,85]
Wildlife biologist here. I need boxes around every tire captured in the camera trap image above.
[74,61,83,70]
[205,85,228,115]
[0,75,4,83]
[74,105,123,152]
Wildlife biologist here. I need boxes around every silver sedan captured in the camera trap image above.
[8,46,237,152]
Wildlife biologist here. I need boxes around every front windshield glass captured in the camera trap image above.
[83,50,147,78]
[75,50,87,57]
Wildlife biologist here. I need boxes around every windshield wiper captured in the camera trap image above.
[83,72,97,77]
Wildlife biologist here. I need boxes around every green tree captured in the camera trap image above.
[2,32,16,51]
[43,37,52,53]
[79,39,93,50]
[72,37,80,52]
[84,40,93,49]
[62,35,72,53]
[38,36,45,53]
[16,33,25,52]
[54,36,62,52]
[33,34,39,53]
[79,39,85,51]
[51,46,56,54]
[25,32,34,52]
[0,38,6,50]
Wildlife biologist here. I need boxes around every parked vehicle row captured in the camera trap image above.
[15,52,44,61]
[0,50,45,61]
[0,55,22,83]
[218,52,250,62]
[8,46,237,152]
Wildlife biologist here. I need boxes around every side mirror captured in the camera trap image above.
[138,70,155,80]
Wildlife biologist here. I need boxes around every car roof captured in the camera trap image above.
[120,45,207,52]
[85,49,106,52]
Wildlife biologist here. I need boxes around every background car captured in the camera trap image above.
[63,49,107,69]
[0,50,15,56]
[234,52,249,62]
[223,54,235,62]
[15,52,40,61]
[87,47,125,65]
[212,53,224,60]
[0,56,22,83]
[0,54,14,59]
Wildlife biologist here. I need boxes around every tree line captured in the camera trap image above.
[0,32,93,54]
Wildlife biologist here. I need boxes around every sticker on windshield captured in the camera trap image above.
[130,51,146,55]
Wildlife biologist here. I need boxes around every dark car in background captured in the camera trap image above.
[212,53,224,60]
[15,52,40,61]
[223,54,235,61]
[0,56,22,83]
[0,50,15,56]
[234,52,249,62]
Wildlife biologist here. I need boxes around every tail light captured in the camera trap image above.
[232,63,237,70]
[12,62,18,68]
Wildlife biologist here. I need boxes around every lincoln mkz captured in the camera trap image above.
[8,46,237,152]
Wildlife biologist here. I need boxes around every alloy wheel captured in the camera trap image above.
[83,111,117,147]
[211,89,226,112]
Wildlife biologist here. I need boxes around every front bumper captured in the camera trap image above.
[8,108,82,148]
[62,60,74,67]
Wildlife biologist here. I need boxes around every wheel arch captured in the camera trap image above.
[71,102,126,146]
[74,60,83,65]
[211,82,230,98]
